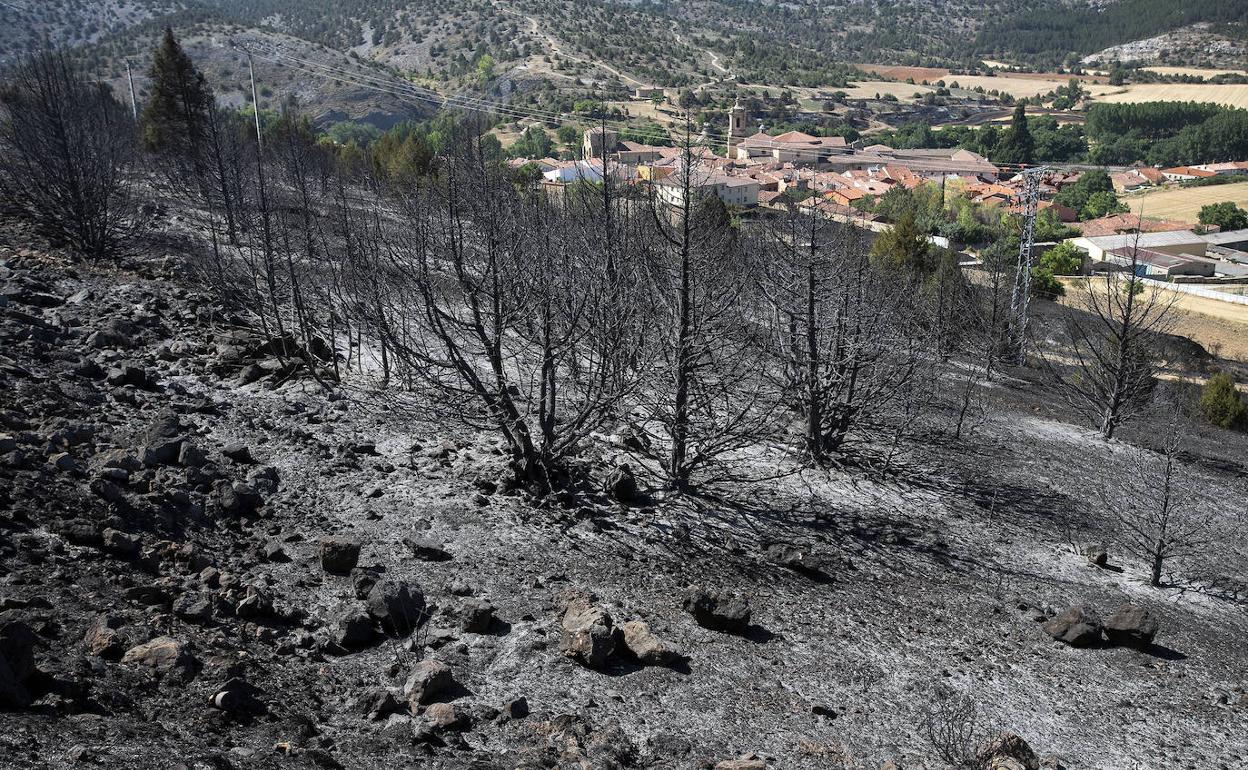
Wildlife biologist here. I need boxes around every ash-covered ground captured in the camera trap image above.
[1,243,1246,770]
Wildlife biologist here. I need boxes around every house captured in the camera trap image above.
[1075,213,1192,237]
[1110,170,1157,193]
[633,87,666,100]
[1098,246,1217,278]
[1161,166,1217,182]
[614,141,667,165]
[542,159,606,184]
[825,187,866,207]
[734,130,849,163]
[1067,230,1209,263]
[654,171,761,208]
[1203,228,1248,253]
[1192,161,1248,177]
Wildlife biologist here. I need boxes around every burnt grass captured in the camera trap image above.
[1,243,1246,770]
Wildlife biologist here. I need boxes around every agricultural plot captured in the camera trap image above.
[1094,83,1248,109]
[1125,181,1248,223]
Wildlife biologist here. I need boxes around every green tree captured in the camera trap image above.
[1200,371,1246,429]
[1038,241,1084,275]
[1081,189,1128,220]
[871,209,933,274]
[1198,201,1248,231]
[476,53,495,85]
[139,28,212,153]
[993,104,1034,165]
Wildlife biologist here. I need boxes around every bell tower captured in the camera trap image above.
[727,98,747,159]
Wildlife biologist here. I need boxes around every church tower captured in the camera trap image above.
[726,98,747,159]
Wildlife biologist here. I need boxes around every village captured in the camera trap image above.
[508,99,1248,289]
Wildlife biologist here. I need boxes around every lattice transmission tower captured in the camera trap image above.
[1007,166,1046,365]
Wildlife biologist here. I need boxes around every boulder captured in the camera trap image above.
[457,598,496,634]
[424,702,469,732]
[403,537,451,562]
[172,594,213,624]
[366,580,427,634]
[84,615,127,659]
[560,596,616,669]
[603,464,639,503]
[977,732,1040,770]
[1103,604,1159,649]
[210,678,266,715]
[404,659,455,707]
[212,481,263,517]
[222,443,255,464]
[618,620,678,665]
[1043,606,1103,647]
[332,607,377,649]
[1084,544,1108,567]
[101,528,141,558]
[121,636,196,673]
[319,537,360,575]
[683,588,751,633]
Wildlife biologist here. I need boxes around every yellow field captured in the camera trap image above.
[1124,180,1248,223]
[1141,66,1248,79]
[840,80,936,99]
[1094,83,1248,109]
[843,76,1120,100]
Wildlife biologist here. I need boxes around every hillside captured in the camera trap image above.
[3,208,1248,769]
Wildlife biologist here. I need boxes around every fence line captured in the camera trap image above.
[1141,277,1248,306]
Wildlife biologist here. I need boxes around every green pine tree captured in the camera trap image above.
[994,104,1034,166]
[139,28,213,154]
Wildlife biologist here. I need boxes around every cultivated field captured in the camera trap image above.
[1094,83,1248,109]
[1142,66,1248,79]
[1125,180,1248,223]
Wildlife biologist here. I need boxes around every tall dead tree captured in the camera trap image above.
[361,125,645,493]
[647,126,777,487]
[1054,237,1177,439]
[1102,394,1217,586]
[756,201,930,463]
[0,51,145,258]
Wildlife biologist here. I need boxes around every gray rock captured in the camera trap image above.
[403,537,451,562]
[560,596,615,668]
[1043,606,1103,647]
[366,580,427,634]
[1084,544,1108,567]
[684,587,751,633]
[604,464,639,503]
[404,659,455,707]
[319,537,361,575]
[1104,604,1159,649]
[84,615,127,659]
[457,598,496,634]
[619,619,679,665]
[977,731,1040,770]
[333,607,377,649]
[121,636,197,673]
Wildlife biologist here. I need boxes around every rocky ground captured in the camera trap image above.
[1,238,1247,770]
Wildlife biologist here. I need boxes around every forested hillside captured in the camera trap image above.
[974,0,1248,68]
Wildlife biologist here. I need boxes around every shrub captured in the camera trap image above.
[1200,372,1246,429]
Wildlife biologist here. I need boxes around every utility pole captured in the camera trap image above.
[1007,166,1046,365]
[247,51,264,154]
[125,61,138,122]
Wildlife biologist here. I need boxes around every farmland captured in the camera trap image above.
[1125,180,1248,223]
[1141,66,1248,78]
[1094,83,1248,109]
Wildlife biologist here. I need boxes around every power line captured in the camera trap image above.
[236,38,1100,180]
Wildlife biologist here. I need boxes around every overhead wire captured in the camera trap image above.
[238,38,1092,177]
